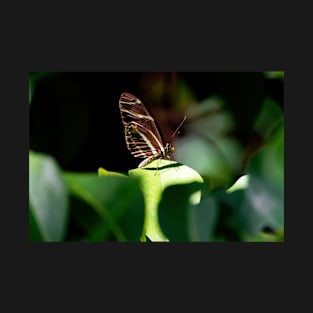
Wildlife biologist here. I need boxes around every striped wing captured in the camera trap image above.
[119,92,165,159]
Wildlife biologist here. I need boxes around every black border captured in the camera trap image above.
[5,2,305,306]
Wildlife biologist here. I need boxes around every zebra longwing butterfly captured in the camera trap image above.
[119,92,186,168]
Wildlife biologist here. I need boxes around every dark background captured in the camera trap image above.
[29,72,283,175]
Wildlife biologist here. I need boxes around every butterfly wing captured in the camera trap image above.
[119,92,165,159]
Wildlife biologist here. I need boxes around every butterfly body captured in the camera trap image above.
[119,92,183,168]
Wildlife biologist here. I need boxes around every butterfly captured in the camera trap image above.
[119,92,186,168]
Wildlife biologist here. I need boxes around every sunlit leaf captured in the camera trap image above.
[227,175,249,193]
[98,167,127,177]
[129,159,203,241]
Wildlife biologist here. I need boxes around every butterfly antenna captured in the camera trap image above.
[171,116,187,139]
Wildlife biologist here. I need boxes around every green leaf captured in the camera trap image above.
[29,151,69,241]
[29,78,32,105]
[129,159,204,241]
[254,97,283,138]
[243,123,284,235]
[64,172,145,241]
[264,71,284,79]
[244,227,284,242]
[29,205,44,241]
[190,195,219,241]
[159,183,217,242]
[98,167,127,177]
[227,175,249,193]
[245,175,284,235]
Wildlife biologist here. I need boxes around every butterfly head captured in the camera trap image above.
[165,142,175,153]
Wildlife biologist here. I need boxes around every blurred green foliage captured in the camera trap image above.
[29,72,284,242]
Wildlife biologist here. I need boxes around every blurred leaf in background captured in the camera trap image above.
[64,172,145,242]
[29,151,69,241]
[175,96,243,189]
[264,71,284,80]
